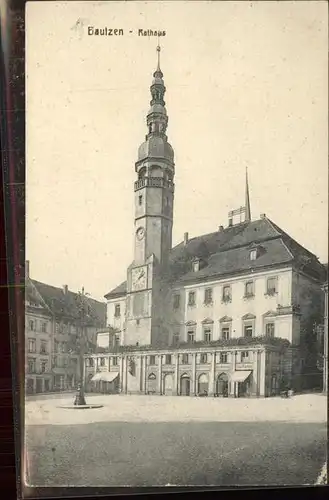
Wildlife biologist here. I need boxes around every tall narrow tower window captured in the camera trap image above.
[139,195,143,206]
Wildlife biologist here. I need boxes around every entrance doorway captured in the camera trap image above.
[180,374,191,396]
[271,374,278,396]
[198,373,209,396]
[26,378,34,394]
[147,373,157,394]
[237,377,251,397]
[36,379,43,393]
[163,373,174,396]
[44,379,50,392]
[216,373,229,397]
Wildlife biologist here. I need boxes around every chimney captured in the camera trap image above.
[260,213,266,219]
[25,260,30,280]
[184,232,189,245]
[63,285,68,295]
[218,225,224,232]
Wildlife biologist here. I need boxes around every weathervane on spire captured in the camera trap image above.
[156,41,161,70]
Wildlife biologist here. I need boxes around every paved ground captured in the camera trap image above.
[25,393,327,487]
[25,392,327,425]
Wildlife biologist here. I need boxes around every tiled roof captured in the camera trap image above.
[104,281,127,300]
[104,216,326,297]
[29,279,107,327]
[176,238,292,284]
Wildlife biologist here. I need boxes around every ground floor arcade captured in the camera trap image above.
[84,343,293,398]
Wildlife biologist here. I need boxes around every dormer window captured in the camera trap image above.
[193,260,200,272]
[250,249,257,261]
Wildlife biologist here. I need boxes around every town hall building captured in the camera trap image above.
[85,49,326,398]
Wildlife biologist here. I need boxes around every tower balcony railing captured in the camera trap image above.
[134,177,174,192]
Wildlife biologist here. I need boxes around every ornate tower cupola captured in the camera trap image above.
[146,47,168,138]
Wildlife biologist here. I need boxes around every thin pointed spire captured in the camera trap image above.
[245,167,251,222]
[156,42,161,71]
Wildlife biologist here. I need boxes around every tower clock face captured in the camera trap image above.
[131,266,148,291]
[136,227,145,241]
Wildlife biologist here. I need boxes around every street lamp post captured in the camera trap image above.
[74,287,87,406]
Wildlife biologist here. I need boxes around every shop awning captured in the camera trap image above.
[231,371,252,383]
[91,372,119,383]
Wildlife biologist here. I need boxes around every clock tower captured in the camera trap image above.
[125,46,175,347]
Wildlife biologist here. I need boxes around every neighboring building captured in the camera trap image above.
[84,49,326,397]
[25,262,107,394]
[322,265,328,393]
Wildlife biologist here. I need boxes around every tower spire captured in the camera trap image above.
[245,167,251,222]
[156,42,161,71]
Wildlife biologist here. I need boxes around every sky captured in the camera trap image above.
[26,1,328,302]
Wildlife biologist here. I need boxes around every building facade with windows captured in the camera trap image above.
[322,268,328,393]
[25,262,107,394]
[85,51,326,397]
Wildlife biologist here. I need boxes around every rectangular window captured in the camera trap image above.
[241,351,249,361]
[165,354,172,365]
[149,355,156,365]
[63,358,68,368]
[133,292,145,316]
[193,261,200,273]
[203,328,212,343]
[89,357,94,367]
[244,281,254,297]
[53,356,58,368]
[41,322,47,333]
[187,330,195,343]
[55,323,59,333]
[172,331,180,345]
[182,353,189,364]
[266,277,277,295]
[173,294,180,310]
[54,341,59,353]
[40,360,48,373]
[40,341,48,354]
[28,358,36,373]
[220,353,228,364]
[221,327,230,340]
[112,357,118,366]
[100,358,105,366]
[29,320,35,331]
[138,195,143,206]
[222,285,231,302]
[114,335,120,346]
[114,304,121,317]
[250,249,257,261]
[200,353,208,364]
[188,291,196,306]
[59,323,64,334]
[265,322,275,337]
[244,325,253,338]
[28,339,36,353]
[204,288,213,305]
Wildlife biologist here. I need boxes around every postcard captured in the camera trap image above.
[23,0,328,492]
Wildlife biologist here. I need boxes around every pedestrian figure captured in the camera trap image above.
[74,383,81,405]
